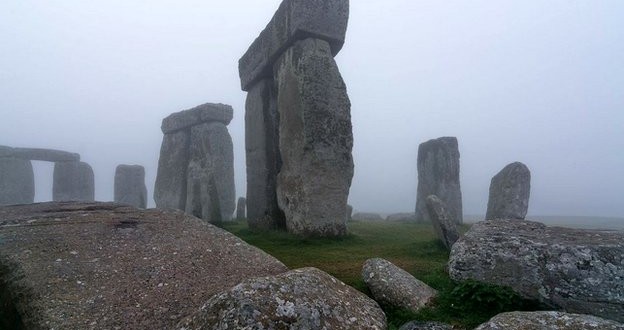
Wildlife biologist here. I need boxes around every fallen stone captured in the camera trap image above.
[386,212,416,222]
[474,311,624,330]
[12,147,80,162]
[180,267,387,330]
[362,258,437,313]
[235,197,246,219]
[426,195,459,250]
[154,130,190,210]
[352,212,384,222]
[114,164,147,208]
[0,202,288,329]
[415,137,462,224]
[161,103,233,134]
[448,219,624,322]
[52,161,94,202]
[238,0,349,91]
[0,157,34,206]
[274,38,353,237]
[399,321,453,330]
[486,162,531,220]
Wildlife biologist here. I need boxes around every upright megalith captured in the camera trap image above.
[415,137,462,224]
[114,165,147,208]
[240,0,353,237]
[52,161,94,202]
[236,197,246,219]
[154,103,235,223]
[0,157,34,206]
[486,162,531,220]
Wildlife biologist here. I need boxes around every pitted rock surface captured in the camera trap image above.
[426,195,459,250]
[0,202,288,329]
[449,219,624,322]
[362,258,437,313]
[399,321,453,330]
[474,311,624,330]
[180,267,387,330]
[486,162,531,220]
[161,103,233,133]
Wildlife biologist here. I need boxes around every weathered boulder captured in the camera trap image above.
[154,130,190,210]
[426,195,459,250]
[180,267,387,330]
[352,212,384,222]
[0,202,288,329]
[449,219,624,322]
[415,137,462,224]
[114,164,147,208]
[474,311,624,330]
[238,0,349,91]
[52,161,94,202]
[12,147,80,162]
[274,37,353,237]
[486,162,531,220]
[362,258,437,313]
[386,212,416,222]
[0,157,34,206]
[235,197,246,219]
[244,78,285,230]
[161,103,233,133]
[399,321,453,330]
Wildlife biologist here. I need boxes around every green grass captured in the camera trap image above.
[220,220,541,329]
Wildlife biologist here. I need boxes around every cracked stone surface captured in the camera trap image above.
[474,311,624,330]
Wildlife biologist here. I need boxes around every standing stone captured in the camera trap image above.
[486,162,531,220]
[114,165,147,208]
[0,157,34,206]
[274,38,353,237]
[426,195,459,250]
[236,197,246,219]
[245,79,285,230]
[53,161,94,202]
[154,130,190,210]
[415,137,462,224]
[346,204,353,222]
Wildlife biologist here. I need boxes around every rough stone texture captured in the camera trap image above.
[486,162,531,220]
[235,197,246,219]
[154,130,190,210]
[449,219,624,322]
[114,164,147,208]
[474,311,624,330]
[0,157,34,206]
[180,267,387,330]
[161,103,233,133]
[415,137,462,224]
[362,258,437,313]
[0,202,288,330]
[352,212,384,222]
[274,38,353,237]
[11,147,80,162]
[238,0,349,91]
[52,161,94,202]
[386,212,416,222]
[426,195,459,250]
[399,321,453,330]
[245,78,285,230]
[346,204,353,221]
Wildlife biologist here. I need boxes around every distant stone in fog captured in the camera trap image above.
[386,212,416,222]
[236,197,246,219]
[346,204,353,221]
[415,137,462,224]
[114,165,147,208]
[0,157,34,206]
[154,130,190,210]
[53,161,94,202]
[352,212,384,222]
[486,162,530,220]
[426,195,459,250]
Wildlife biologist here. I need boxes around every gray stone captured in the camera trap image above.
[114,165,147,208]
[352,212,384,222]
[12,147,80,162]
[474,311,624,330]
[399,321,453,330]
[179,267,387,330]
[161,103,233,134]
[449,219,624,322]
[346,204,353,221]
[415,137,462,224]
[238,0,349,91]
[486,162,531,220]
[52,161,94,202]
[426,195,459,250]
[0,157,34,206]
[386,212,416,222]
[362,258,437,313]
[235,197,246,219]
[244,78,285,230]
[0,145,13,158]
[274,38,353,237]
[154,130,190,210]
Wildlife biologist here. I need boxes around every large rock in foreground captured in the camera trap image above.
[486,162,531,220]
[0,202,288,329]
[180,267,387,330]
[449,219,624,322]
[475,311,624,330]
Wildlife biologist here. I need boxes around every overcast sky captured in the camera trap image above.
[1,1,623,217]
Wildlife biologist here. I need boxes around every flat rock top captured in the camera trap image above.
[0,202,288,329]
[161,103,233,133]
[0,145,80,162]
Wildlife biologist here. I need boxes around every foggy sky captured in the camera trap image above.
[1,1,623,217]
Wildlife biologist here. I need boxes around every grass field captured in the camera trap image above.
[220,220,541,329]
